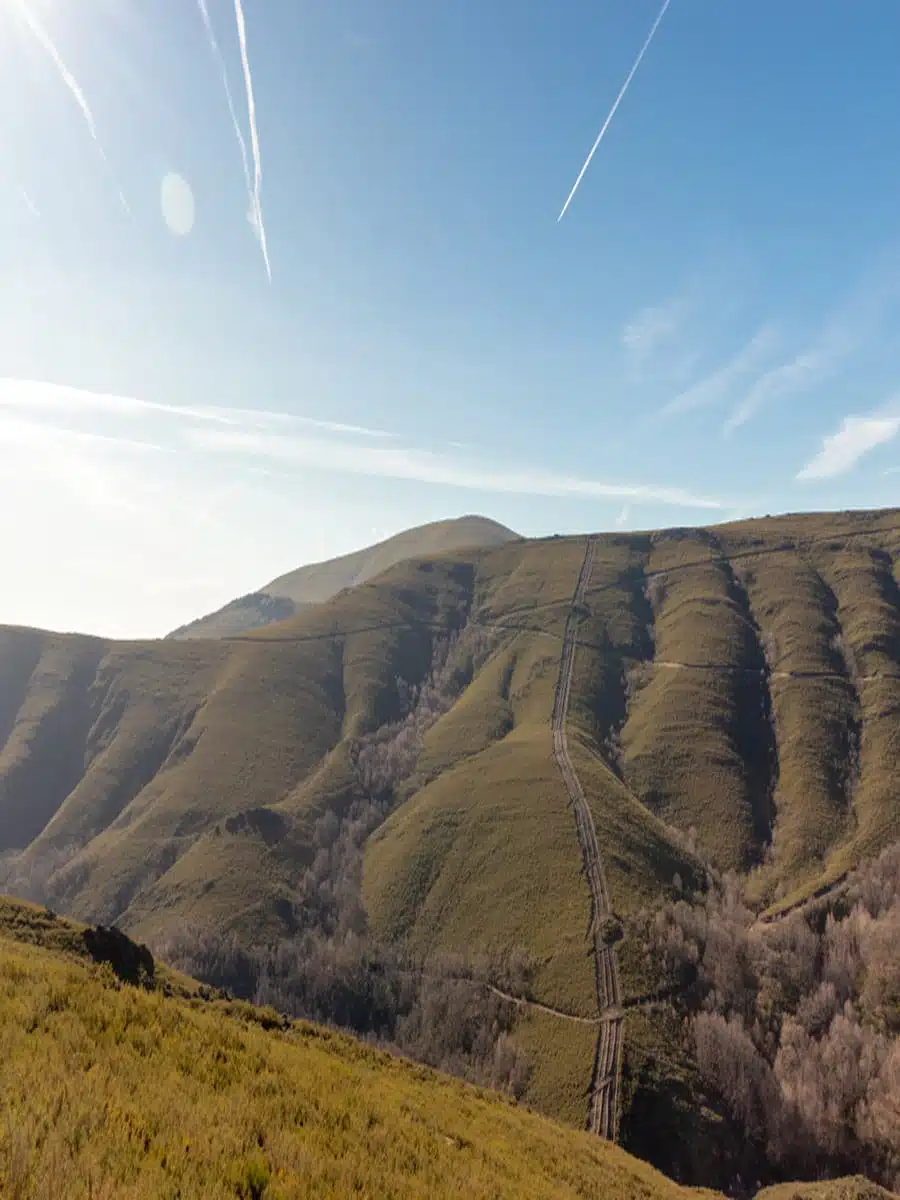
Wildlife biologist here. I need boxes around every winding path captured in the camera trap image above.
[650,660,897,685]
[552,537,623,1141]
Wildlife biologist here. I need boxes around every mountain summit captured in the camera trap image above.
[168,515,519,639]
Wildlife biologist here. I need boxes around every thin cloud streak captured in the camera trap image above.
[13,0,128,213]
[724,260,900,436]
[557,0,673,223]
[725,348,826,437]
[190,426,724,510]
[196,1,252,214]
[233,0,271,279]
[14,2,99,142]
[0,378,395,440]
[660,326,779,417]
[797,413,900,481]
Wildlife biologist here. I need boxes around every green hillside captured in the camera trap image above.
[1,507,899,1191]
[168,515,518,639]
[0,897,892,1200]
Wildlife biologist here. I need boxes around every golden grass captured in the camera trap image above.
[0,920,723,1200]
[755,1181,898,1200]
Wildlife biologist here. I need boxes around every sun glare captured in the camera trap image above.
[161,172,196,237]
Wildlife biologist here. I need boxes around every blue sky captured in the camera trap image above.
[1,0,899,637]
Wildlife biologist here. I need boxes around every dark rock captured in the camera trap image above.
[82,924,155,986]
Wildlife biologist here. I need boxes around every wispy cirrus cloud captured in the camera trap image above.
[0,376,727,638]
[724,261,900,437]
[659,326,779,418]
[0,377,395,440]
[724,344,837,438]
[797,412,900,481]
[622,253,753,388]
[0,377,723,513]
[188,425,723,510]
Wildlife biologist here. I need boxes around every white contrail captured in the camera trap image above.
[196,0,252,200]
[557,0,673,223]
[12,0,130,213]
[232,0,271,280]
[13,0,100,144]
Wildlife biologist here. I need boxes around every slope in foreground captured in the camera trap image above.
[2,898,894,1200]
[0,897,706,1200]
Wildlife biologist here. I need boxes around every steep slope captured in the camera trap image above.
[0,556,475,940]
[168,514,518,639]
[1,897,894,1200]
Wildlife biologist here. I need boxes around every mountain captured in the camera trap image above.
[1,895,895,1200]
[1,505,899,1191]
[168,514,519,639]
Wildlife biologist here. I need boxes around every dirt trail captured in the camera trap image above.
[552,537,623,1141]
[481,983,608,1025]
[651,660,897,684]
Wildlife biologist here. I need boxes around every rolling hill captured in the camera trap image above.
[1,505,899,1191]
[167,514,519,639]
[0,895,894,1200]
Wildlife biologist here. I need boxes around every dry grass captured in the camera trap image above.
[0,914,721,1200]
[755,1181,898,1200]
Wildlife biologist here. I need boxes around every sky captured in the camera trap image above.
[1,0,900,638]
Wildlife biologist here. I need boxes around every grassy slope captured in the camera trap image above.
[619,529,775,872]
[365,510,900,1135]
[0,897,721,1200]
[1,508,899,1146]
[0,898,890,1200]
[265,515,519,605]
[170,515,518,639]
[0,557,474,941]
[362,536,700,1125]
